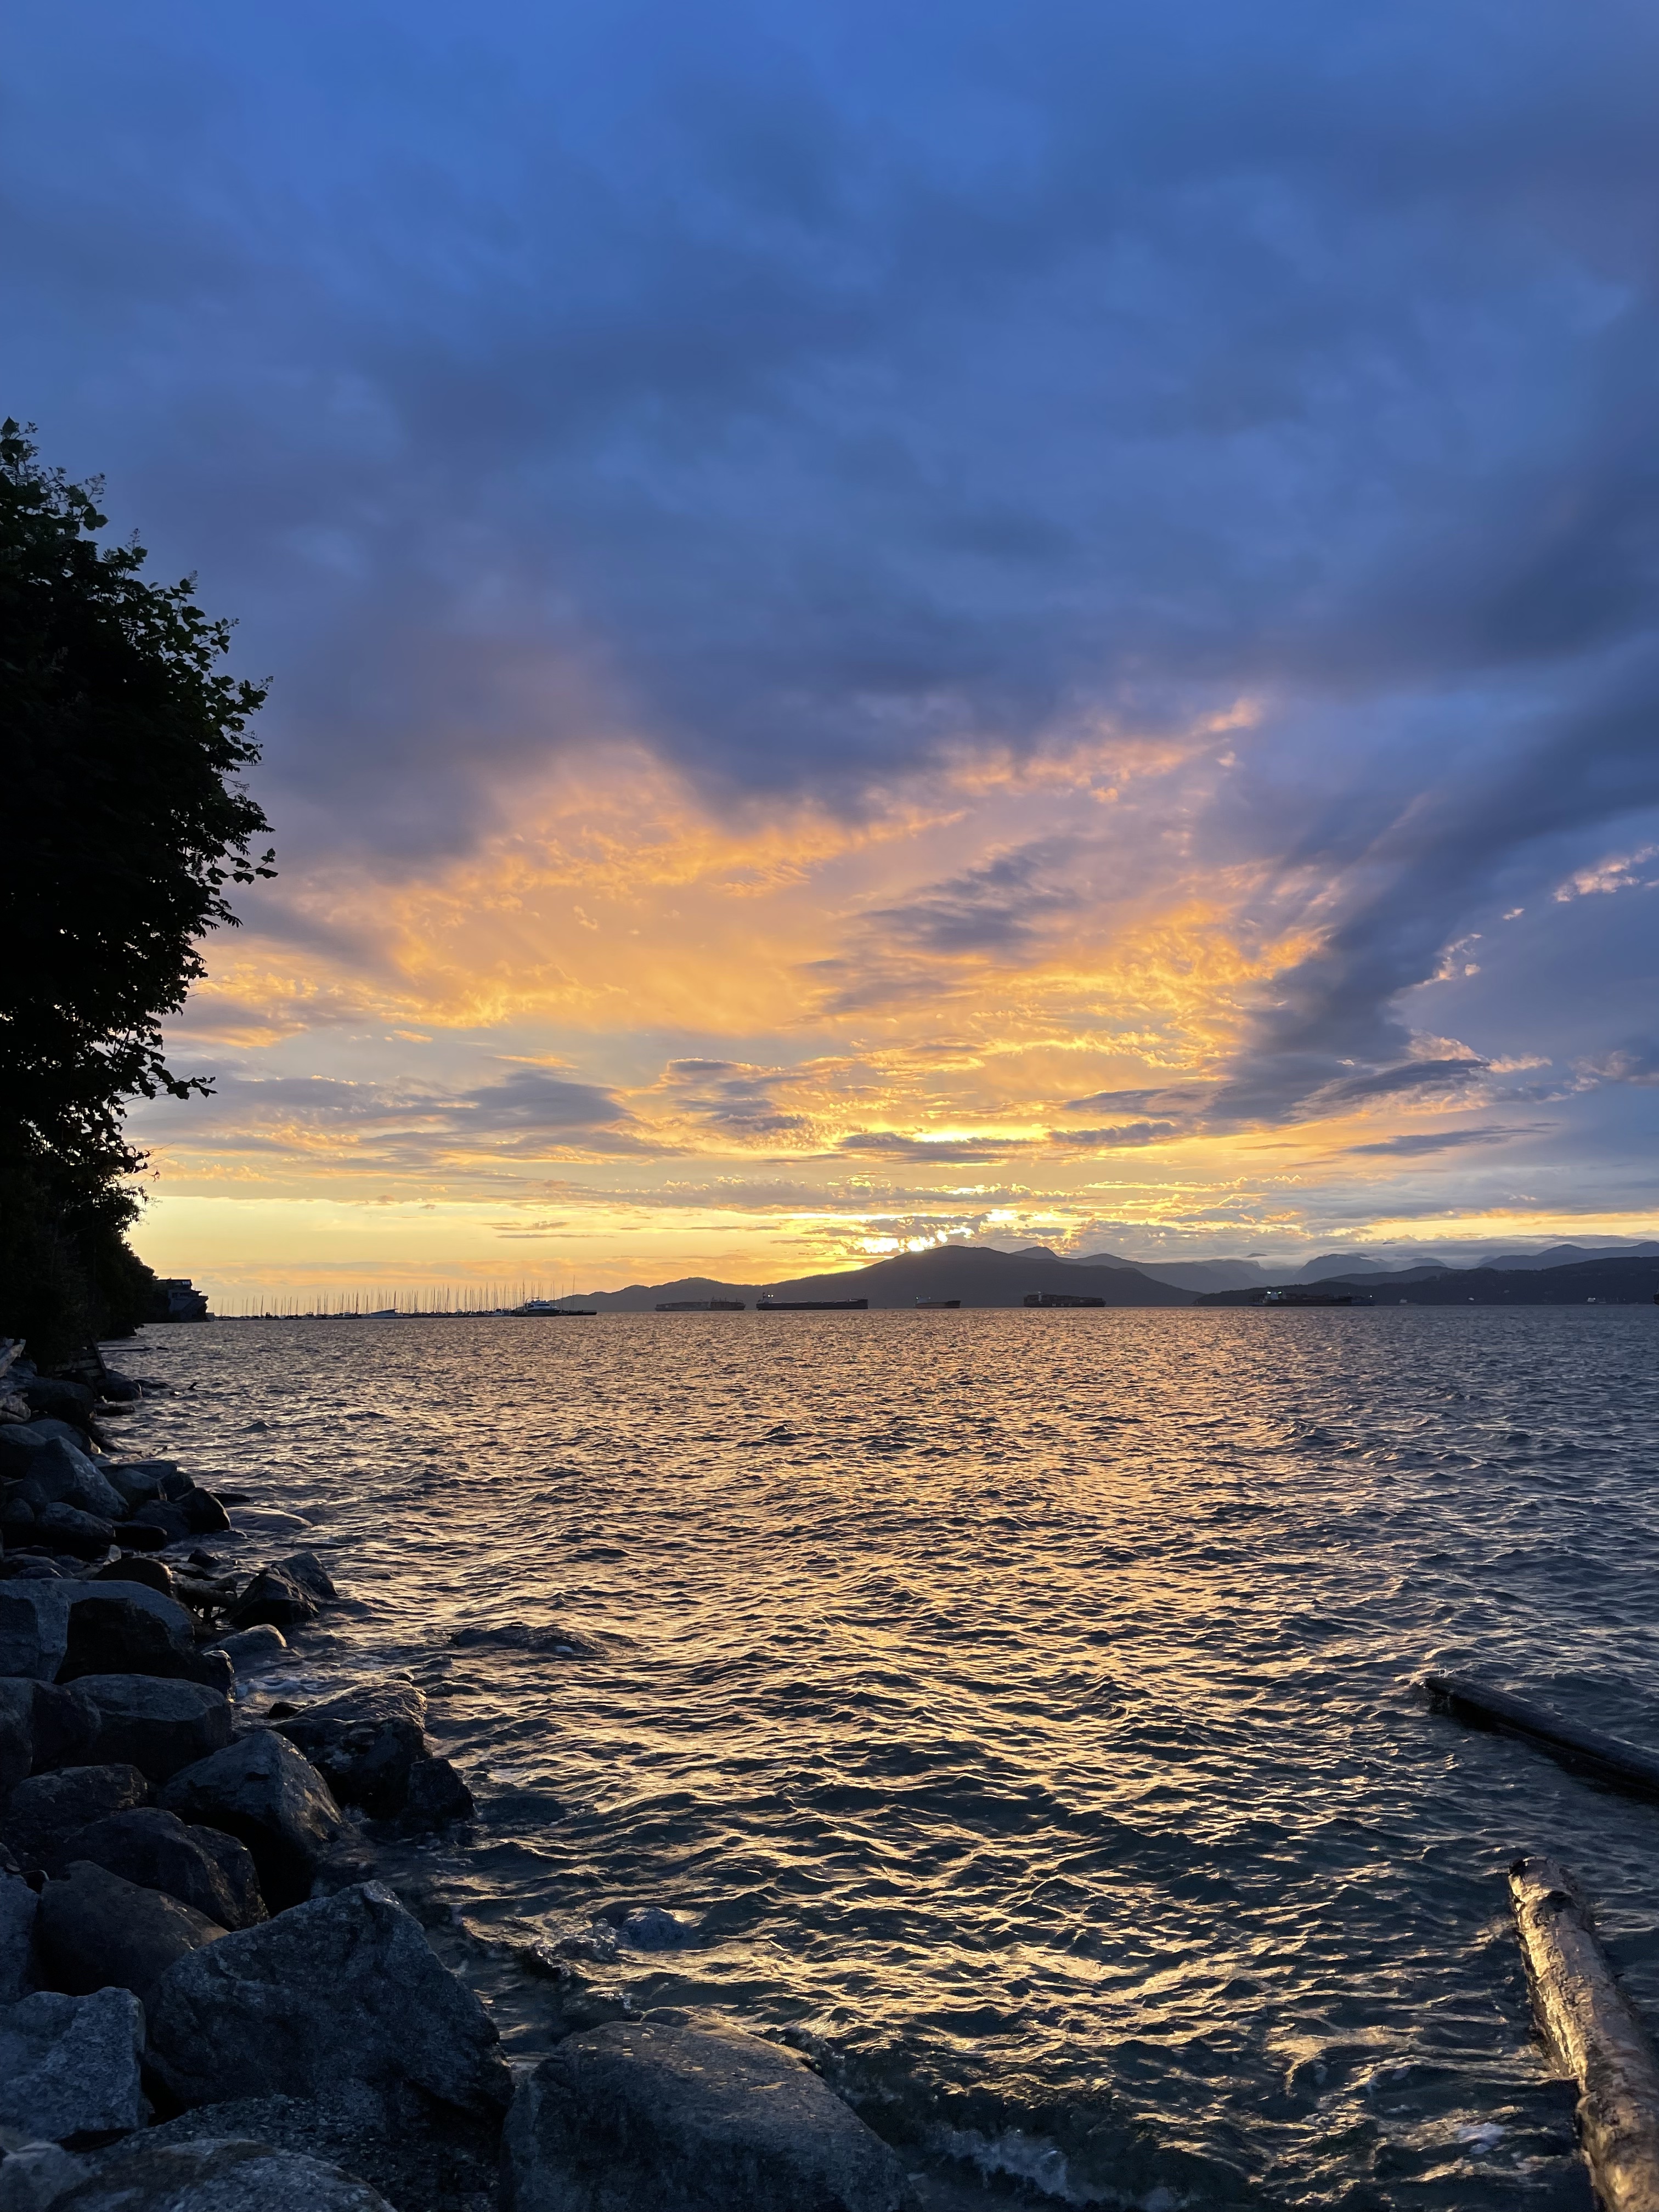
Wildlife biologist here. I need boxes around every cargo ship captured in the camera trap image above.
[656,1299,746,1311]
[1024,1292,1106,1308]
[916,1299,961,1308]
[754,1297,868,1312]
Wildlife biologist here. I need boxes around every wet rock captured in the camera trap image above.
[146,1881,513,2118]
[71,1677,233,1783]
[0,1870,36,2002]
[273,1681,427,1819]
[608,1906,692,1951]
[0,1429,50,1481]
[100,1465,164,1510]
[59,1806,264,1929]
[41,2135,395,2209]
[398,1755,474,1831]
[175,1488,231,1537]
[450,1621,609,1660]
[157,1732,343,1909]
[89,1557,173,1598]
[36,1860,225,2006]
[277,1551,337,1605]
[500,2021,911,2212]
[214,1626,286,1673]
[128,2079,501,2212]
[108,1525,168,1555]
[0,1987,147,2142]
[55,1594,211,1688]
[2,1768,150,1874]
[223,1568,316,1632]
[125,1504,190,1546]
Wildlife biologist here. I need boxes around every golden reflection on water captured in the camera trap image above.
[126,1308,1654,2211]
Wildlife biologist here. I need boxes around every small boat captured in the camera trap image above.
[516,1301,596,1317]
[754,1297,868,1312]
[915,1299,960,1308]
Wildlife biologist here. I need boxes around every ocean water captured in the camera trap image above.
[109,1307,1659,2212]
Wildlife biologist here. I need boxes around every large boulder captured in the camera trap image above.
[24,1440,126,1523]
[111,2079,501,2212]
[146,1882,512,2119]
[100,1463,165,1509]
[2,1766,149,1872]
[273,1681,427,1819]
[0,1582,198,1685]
[0,1869,36,2002]
[33,2135,395,2209]
[36,1504,116,1560]
[56,1594,219,1688]
[157,1733,343,1909]
[0,1987,147,2142]
[500,2022,911,2212]
[71,1677,233,1783]
[17,1380,96,1432]
[214,1625,286,1673]
[59,1806,264,1929]
[36,1860,225,2006]
[223,1568,316,1632]
[0,1678,98,1789]
[0,1678,32,1793]
[276,1551,338,1604]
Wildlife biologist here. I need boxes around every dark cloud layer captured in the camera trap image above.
[8,0,1659,1141]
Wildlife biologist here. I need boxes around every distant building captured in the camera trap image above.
[154,1278,210,1322]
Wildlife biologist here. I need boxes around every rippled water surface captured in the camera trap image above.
[111,1308,1659,2211]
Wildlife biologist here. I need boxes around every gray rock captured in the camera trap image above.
[89,1558,174,1598]
[25,1682,100,1775]
[55,1596,213,1688]
[17,1383,95,1434]
[26,1443,125,1527]
[0,1584,198,1687]
[0,1988,147,2142]
[0,1427,50,1480]
[36,1509,115,1562]
[71,1678,232,1784]
[212,1626,285,1673]
[157,1733,342,1909]
[123,2079,501,2212]
[0,1871,36,2003]
[500,2021,910,2212]
[174,1489,230,1538]
[398,1755,474,1831]
[276,1552,337,1605]
[222,1570,315,1633]
[99,1465,163,1509]
[273,1681,427,1819]
[0,1681,31,1795]
[46,2135,394,2209]
[126,1504,190,1547]
[2,1767,150,1874]
[146,1882,512,2119]
[58,1808,264,1929]
[0,2140,89,2210]
[36,1861,224,2006]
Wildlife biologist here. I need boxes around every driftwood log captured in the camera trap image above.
[1425,1673,1659,1801]
[1511,1857,1659,2212]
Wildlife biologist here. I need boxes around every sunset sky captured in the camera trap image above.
[7,1,1659,1297]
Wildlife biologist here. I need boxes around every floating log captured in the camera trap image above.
[1424,1673,1659,1801]
[1511,1857,1659,2212]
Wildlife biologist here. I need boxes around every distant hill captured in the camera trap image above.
[573,1244,1194,1310]
[1197,1257,1659,1306]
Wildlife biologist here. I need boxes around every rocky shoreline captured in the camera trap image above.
[0,1339,917,2212]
